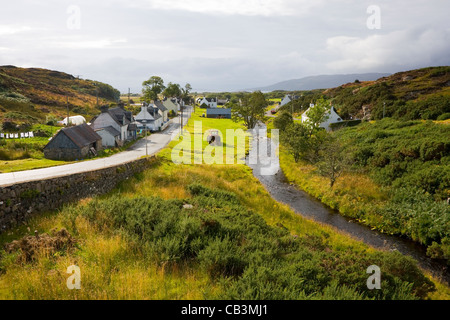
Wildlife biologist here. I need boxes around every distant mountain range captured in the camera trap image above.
[249,73,391,92]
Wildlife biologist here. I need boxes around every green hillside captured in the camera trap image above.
[278,66,450,121]
[0,66,120,128]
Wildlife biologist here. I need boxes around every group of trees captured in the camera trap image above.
[275,98,347,188]
[229,91,267,129]
[142,76,192,104]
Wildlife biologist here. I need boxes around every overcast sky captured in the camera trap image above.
[1,0,449,93]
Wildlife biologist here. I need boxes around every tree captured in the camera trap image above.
[316,135,348,188]
[303,97,330,136]
[142,76,165,102]
[231,91,267,129]
[182,83,192,104]
[163,82,182,98]
[273,111,293,130]
[283,123,311,163]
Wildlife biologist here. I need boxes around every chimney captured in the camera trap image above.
[101,105,109,113]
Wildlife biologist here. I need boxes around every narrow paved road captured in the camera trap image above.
[0,107,192,187]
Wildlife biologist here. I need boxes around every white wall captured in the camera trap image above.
[200,98,217,108]
[91,113,120,134]
[96,130,116,148]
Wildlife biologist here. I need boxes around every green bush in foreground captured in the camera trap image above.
[66,184,434,300]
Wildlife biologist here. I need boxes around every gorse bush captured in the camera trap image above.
[338,119,450,200]
[66,184,434,300]
[335,119,449,258]
[378,187,450,250]
[277,113,449,263]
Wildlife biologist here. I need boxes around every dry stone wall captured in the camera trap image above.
[0,157,155,232]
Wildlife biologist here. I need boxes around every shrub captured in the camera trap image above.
[64,184,435,299]
[437,113,450,121]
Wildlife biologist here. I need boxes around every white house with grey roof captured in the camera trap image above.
[95,126,121,148]
[162,98,179,114]
[90,105,136,144]
[301,103,343,131]
[199,97,218,108]
[135,104,163,132]
[154,100,169,123]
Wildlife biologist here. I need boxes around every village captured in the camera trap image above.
[0,88,364,179]
[0,92,348,164]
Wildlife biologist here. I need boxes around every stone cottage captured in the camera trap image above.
[44,123,102,160]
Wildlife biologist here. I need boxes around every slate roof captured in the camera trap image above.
[206,108,231,115]
[162,99,178,111]
[154,100,168,112]
[98,126,120,137]
[128,123,138,131]
[108,107,132,126]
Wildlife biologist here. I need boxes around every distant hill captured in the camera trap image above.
[277,66,450,121]
[250,73,391,91]
[0,66,120,125]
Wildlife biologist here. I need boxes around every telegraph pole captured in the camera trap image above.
[128,88,131,107]
[95,82,99,107]
[383,102,386,119]
[145,103,148,157]
[180,99,183,135]
[66,96,70,126]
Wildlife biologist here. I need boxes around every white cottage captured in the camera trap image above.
[95,126,121,148]
[162,98,179,114]
[90,106,134,142]
[154,100,169,123]
[135,104,163,132]
[199,97,217,108]
[301,103,343,131]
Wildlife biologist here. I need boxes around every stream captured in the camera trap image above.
[246,124,449,284]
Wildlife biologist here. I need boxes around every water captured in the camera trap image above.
[246,125,449,284]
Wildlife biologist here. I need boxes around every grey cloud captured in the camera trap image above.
[0,0,449,92]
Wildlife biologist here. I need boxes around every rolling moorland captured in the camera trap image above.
[0,65,120,125]
[0,66,449,299]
